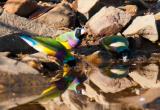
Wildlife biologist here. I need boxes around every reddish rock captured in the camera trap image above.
[35,3,76,29]
[4,0,38,17]
[85,6,131,36]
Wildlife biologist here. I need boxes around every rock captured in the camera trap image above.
[73,0,99,18]
[62,90,84,110]
[0,56,39,74]
[40,100,70,110]
[154,12,160,20]
[62,90,105,110]
[35,3,76,29]
[0,11,64,37]
[20,53,48,62]
[129,64,160,88]
[118,5,138,16]
[0,33,36,53]
[4,0,38,17]
[9,103,46,110]
[118,88,160,109]
[85,6,131,36]
[29,6,53,20]
[0,70,50,110]
[83,81,110,109]
[123,15,158,42]
[88,65,136,93]
[0,6,3,15]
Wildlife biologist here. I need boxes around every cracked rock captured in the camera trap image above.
[85,6,131,36]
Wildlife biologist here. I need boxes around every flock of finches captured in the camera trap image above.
[19,27,132,102]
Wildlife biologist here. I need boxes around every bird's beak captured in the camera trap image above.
[81,28,87,35]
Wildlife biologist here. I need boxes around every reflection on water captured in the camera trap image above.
[0,62,160,110]
[101,64,129,78]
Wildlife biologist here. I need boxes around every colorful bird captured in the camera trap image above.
[20,28,86,66]
[27,75,82,103]
[101,35,130,62]
[19,28,86,101]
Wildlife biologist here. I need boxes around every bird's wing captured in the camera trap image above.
[20,35,57,55]
[34,36,66,51]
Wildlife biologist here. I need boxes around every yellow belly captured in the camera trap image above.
[34,44,56,55]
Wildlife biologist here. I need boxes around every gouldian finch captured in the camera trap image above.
[31,76,81,102]
[101,35,130,62]
[20,28,86,67]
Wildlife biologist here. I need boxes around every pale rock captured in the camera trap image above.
[75,0,99,15]
[129,64,160,88]
[85,6,131,36]
[0,56,39,74]
[83,81,109,109]
[123,15,158,42]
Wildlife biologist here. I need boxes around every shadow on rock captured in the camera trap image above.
[0,33,37,54]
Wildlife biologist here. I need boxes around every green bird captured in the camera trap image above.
[19,28,86,102]
[20,28,86,75]
[19,75,82,104]
[101,35,130,62]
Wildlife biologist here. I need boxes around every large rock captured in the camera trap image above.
[87,65,136,93]
[0,11,64,37]
[129,64,160,88]
[35,3,76,29]
[73,0,99,19]
[123,15,158,42]
[83,81,109,109]
[0,71,50,110]
[62,90,105,110]
[75,0,99,14]
[118,88,160,109]
[85,6,131,36]
[0,56,39,74]
[4,0,38,17]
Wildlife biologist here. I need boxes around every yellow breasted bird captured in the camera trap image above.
[20,28,86,67]
[19,28,86,100]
